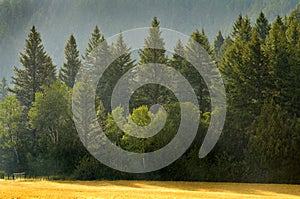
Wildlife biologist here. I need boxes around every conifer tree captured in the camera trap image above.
[100,32,135,111]
[239,15,252,42]
[0,77,8,102]
[254,12,270,42]
[10,26,56,108]
[169,40,185,71]
[214,31,224,61]
[59,34,81,88]
[284,17,300,116]
[246,100,300,183]
[132,17,172,108]
[265,18,290,105]
[83,25,104,59]
[183,29,213,112]
[232,13,243,38]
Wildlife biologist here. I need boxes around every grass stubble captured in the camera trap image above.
[0,180,300,199]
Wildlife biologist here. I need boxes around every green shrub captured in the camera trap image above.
[0,170,6,179]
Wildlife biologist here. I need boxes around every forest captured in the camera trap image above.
[0,3,300,183]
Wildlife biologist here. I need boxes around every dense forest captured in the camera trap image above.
[0,0,299,78]
[0,2,300,183]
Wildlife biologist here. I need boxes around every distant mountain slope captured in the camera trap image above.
[0,0,299,80]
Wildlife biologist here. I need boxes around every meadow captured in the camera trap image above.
[0,180,300,199]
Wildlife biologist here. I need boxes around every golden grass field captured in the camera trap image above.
[0,180,300,199]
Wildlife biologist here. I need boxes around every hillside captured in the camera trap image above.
[0,0,299,79]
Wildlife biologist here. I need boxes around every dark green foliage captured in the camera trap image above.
[183,29,213,112]
[246,100,300,183]
[0,77,8,102]
[59,34,81,88]
[213,31,224,61]
[10,26,56,108]
[0,0,298,79]
[1,9,299,183]
[254,12,271,42]
[131,17,173,109]
[99,32,135,112]
[83,26,104,60]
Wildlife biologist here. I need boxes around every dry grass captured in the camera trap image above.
[0,180,300,199]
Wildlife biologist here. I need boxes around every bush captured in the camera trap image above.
[0,170,5,179]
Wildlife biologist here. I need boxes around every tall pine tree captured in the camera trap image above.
[254,12,270,42]
[10,26,56,108]
[59,34,81,88]
[183,28,213,112]
[213,30,224,61]
[132,17,173,108]
[83,25,104,60]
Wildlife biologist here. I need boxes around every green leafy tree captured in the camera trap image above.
[10,26,56,108]
[0,96,24,171]
[59,34,81,88]
[28,82,82,175]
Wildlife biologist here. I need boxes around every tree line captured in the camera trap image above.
[0,12,299,183]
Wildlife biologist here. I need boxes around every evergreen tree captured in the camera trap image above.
[138,17,168,65]
[246,100,300,183]
[59,34,81,88]
[183,28,213,112]
[169,40,186,71]
[10,26,56,108]
[285,17,300,116]
[232,13,243,38]
[83,25,104,59]
[254,12,270,42]
[213,30,225,61]
[0,77,8,102]
[103,32,135,112]
[111,33,135,74]
[239,15,252,42]
[132,17,173,108]
[265,18,290,105]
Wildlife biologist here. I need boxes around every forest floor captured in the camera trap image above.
[0,180,300,198]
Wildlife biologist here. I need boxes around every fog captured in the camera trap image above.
[0,0,298,80]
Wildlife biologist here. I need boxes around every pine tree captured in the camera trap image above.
[138,17,168,64]
[10,26,56,108]
[213,30,224,61]
[232,13,243,38]
[100,32,135,111]
[59,34,81,88]
[265,18,290,105]
[83,25,104,59]
[183,28,213,112]
[169,40,185,71]
[254,12,270,42]
[239,15,252,42]
[285,17,300,116]
[132,17,172,108]
[246,100,300,183]
[0,77,8,102]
